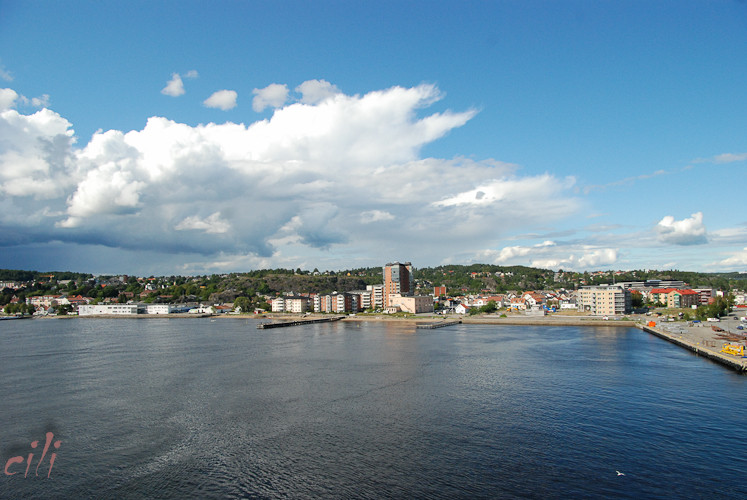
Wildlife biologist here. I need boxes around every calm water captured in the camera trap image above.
[0,317,745,499]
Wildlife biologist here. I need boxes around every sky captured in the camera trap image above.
[1,0,746,276]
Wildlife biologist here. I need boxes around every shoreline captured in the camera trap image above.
[28,312,638,327]
[13,312,747,373]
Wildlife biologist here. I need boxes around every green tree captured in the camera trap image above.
[233,296,251,313]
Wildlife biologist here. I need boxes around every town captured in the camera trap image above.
[1,263,744,321]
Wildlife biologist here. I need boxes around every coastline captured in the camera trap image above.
[13,312,747,372]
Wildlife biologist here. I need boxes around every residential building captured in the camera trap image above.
[383,262,414,303]
[350,290,373,310]
[271,297,286,312]
[666,289,700,309]
[369,284,384,309]
[693,288,715,305]
[577,285,631,316]
[454,303,471,315]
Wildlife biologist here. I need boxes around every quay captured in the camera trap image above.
[417,320,462,329]
[257,316,345,329]
[639,323,747,373]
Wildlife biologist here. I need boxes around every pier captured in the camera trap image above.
[256,316,345,329]
[639,323,747,373]
[416,320,462,329]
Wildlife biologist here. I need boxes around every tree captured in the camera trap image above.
[234,296,251,313]
[481,301,497,314]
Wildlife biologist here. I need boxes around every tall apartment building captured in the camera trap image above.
[383,262,414,305]
[577,285,631,316]
[369,284,384,309]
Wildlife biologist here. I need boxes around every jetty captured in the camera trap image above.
[256,316,345,329]
[416,320,462,329]
[639,323,747,373]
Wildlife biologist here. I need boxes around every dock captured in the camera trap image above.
[256,316,345,329]
[639,323,747,373]
[416,320,462,329]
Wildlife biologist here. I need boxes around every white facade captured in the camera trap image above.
[369,284,384,309]
[285,297,309,313]
[577,285,631,315]
[146,304,174,314]
[78,304,142,315]
[271,297,286,312]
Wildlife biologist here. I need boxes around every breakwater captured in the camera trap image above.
[256,316,345,329]
[639,323,747,373]
[416,320,462,329]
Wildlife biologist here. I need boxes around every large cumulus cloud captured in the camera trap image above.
[0,82,582,270]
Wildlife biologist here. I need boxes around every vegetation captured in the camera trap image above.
[0,266,744,316]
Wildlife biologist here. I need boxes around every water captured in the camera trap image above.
[1,318,745,499]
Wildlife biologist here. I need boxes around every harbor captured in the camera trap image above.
[639,317,747,373]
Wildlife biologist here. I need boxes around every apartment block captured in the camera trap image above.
[577,285,631,315]
[383,262,414,301]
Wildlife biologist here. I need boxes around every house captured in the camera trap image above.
[455,304,471,315]
[508,298,528,311]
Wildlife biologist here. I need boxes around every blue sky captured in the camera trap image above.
[1,0,746,275]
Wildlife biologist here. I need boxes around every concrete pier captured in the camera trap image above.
[639,323,747,373]
[256,316,344,329]
[416,320,462,329]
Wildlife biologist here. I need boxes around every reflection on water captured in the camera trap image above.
[1,318,745,499]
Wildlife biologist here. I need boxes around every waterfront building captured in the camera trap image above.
[386,294,434,314]
[350,290,373,310]
[146,304,176,314]
[577,285,631,316]
[383,262,414,303]
[454,303,471,315]
[271,297,286,312]
[272,296,310,313]
[368,284,384,309]
[79,304,145,315]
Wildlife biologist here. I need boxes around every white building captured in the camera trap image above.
[369,284,384,309]
[146,304,175,314]
[79,304,143,315]
[271,297,286,312]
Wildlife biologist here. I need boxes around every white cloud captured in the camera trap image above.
[712,153,747,163]
[161,71,199,97]
[0,88,18,110]
[717,247,747,268]
[296,79,341,104]
[0,83,585,268]
[0,107,75,199]
[252,83,289,112]
[694,152,747,164]
[0,65,12,82]
[161,73,185,97]
[360,210,395,223]
[203,89,238,110]
[31,94,50,107]
[656,212,707,245]
[1,88,51,111]
[175,212,231,234]
[475,241,617,271]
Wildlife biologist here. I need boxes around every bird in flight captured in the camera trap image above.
[616,471,625,476]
